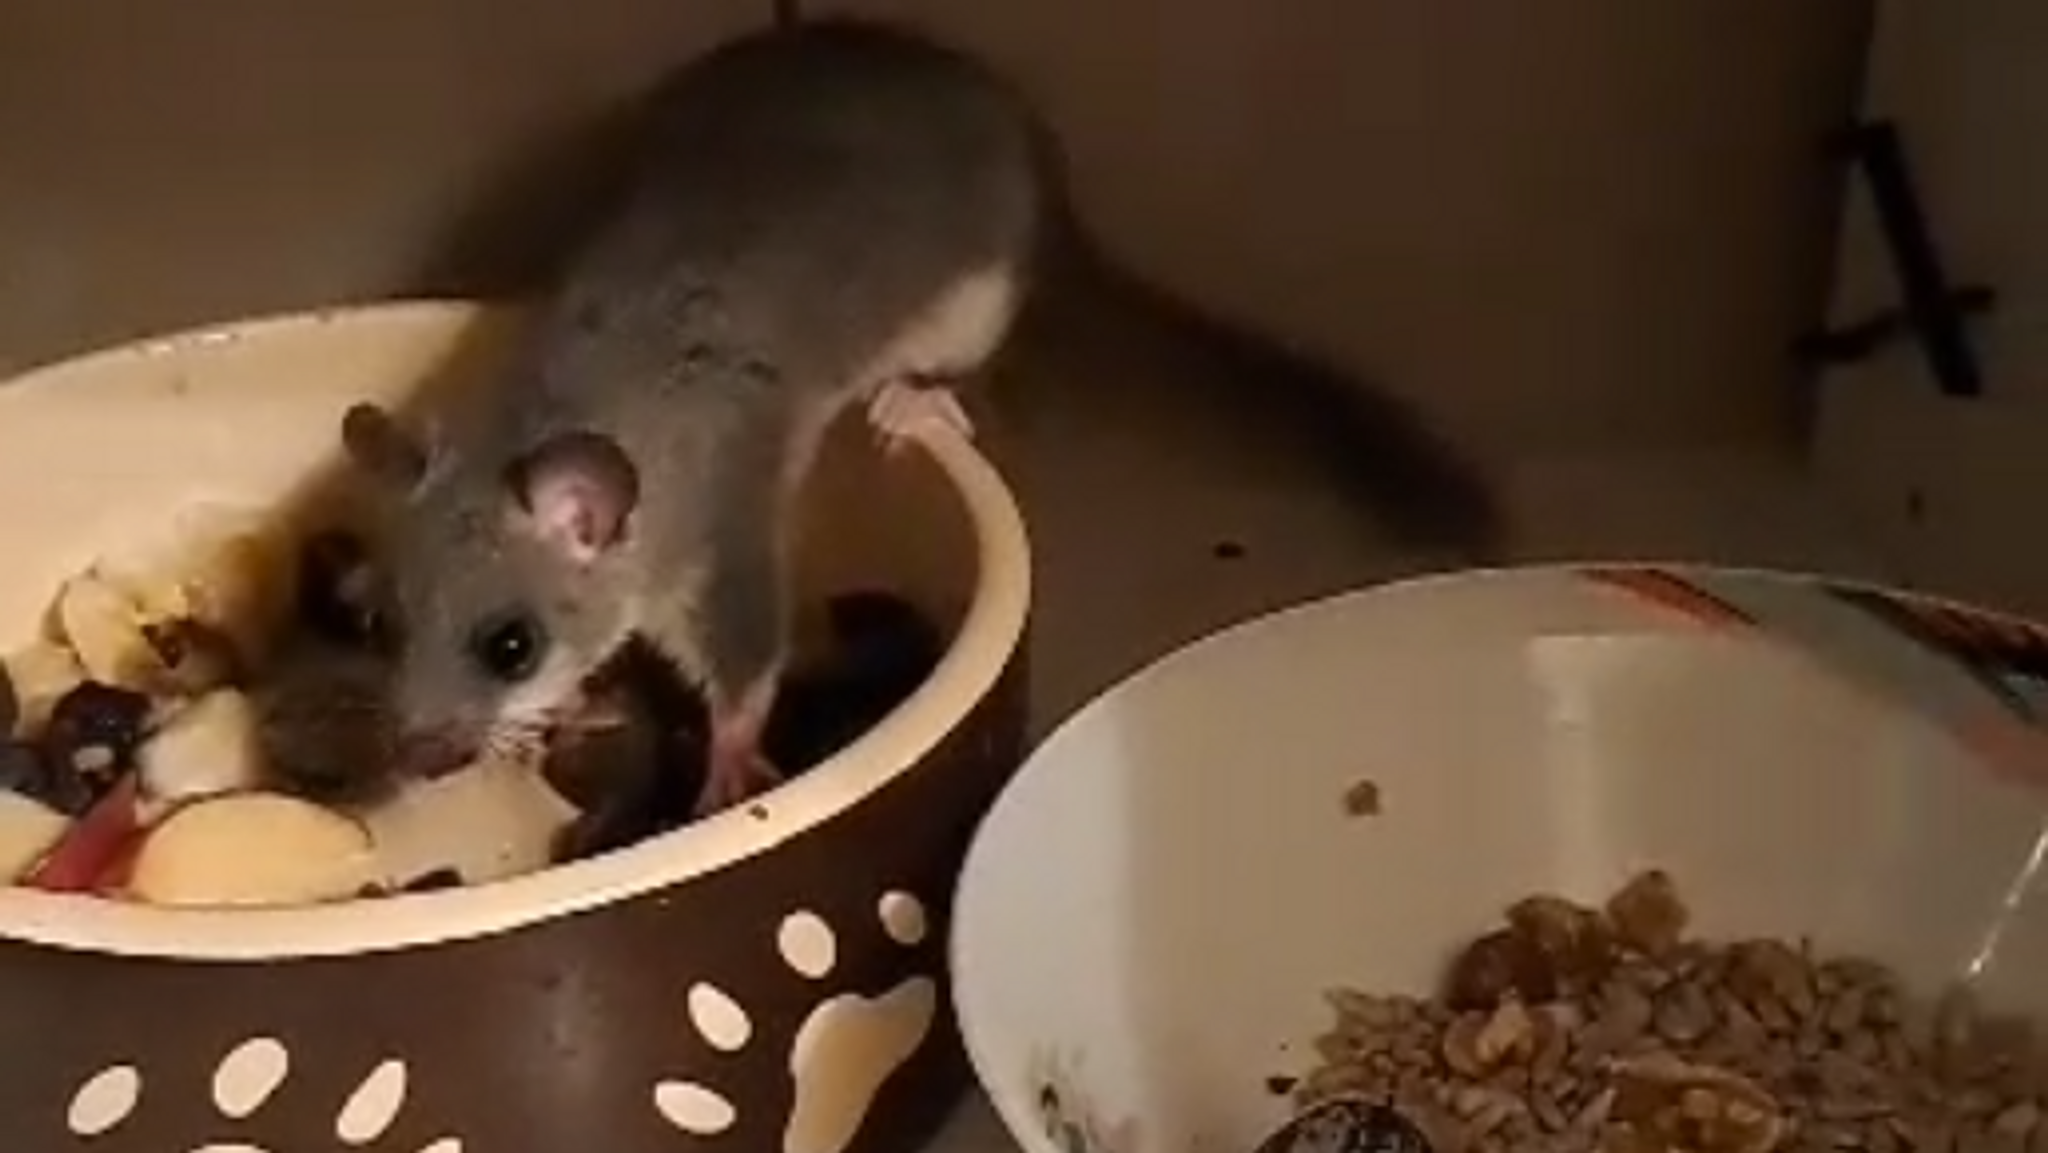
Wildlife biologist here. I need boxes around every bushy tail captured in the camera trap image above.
[408,23,1510,564]
[1022,188,1510,564]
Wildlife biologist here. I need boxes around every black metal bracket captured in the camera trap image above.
[1796,119,1995,398]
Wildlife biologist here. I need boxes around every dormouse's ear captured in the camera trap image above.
[341,402,432,491]
[505,431,640,565]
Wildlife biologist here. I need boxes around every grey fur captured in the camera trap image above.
[354,18,1505,776]
[353,22,1045,762]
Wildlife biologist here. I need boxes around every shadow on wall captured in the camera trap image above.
[0,0,770,375]
[0,0,1874,469]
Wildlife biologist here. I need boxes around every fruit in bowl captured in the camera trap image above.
[0,300,1030,1153]
[0,496,955,907]
[952,567,2048,1153]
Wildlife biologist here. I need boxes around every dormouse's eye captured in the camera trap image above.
[467,609,547,683]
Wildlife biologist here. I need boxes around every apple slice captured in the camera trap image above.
[363,757,577,889]
[136,688,268,811]
[20,775,145,893]
[94,510,296,674]
[52,572,160,693]
[125,793,376,908]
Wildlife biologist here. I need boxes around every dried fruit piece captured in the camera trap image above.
[124,792,376,907]
[41,681,152,803]
[46,681,152,756]
[87,510,296,675]
[53,570,161,691]
[136,688,268,808]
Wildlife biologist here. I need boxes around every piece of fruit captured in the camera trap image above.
[125,793,376,908]
[42,682,153,804]
[53,570,160,691]
[50,571,236,699]
[0,738,91,817]
[0,789,70,882]
[3,642,86,737]
[20,775,145,893]
[364,757,577,887]
[136,688,268,809]
[88,507,297,675]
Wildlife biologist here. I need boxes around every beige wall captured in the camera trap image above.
[0,2,1868,458]
[1810,0,2048,618]
[0,1,769,375]
[812,0,1872,458]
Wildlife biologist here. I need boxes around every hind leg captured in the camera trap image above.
[862,264,1021,454]
[867,376,977,453]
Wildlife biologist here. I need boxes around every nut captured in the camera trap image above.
[1447,928,1560,1011]
[1605,869,1688,958]
[1294,870,2047,1153]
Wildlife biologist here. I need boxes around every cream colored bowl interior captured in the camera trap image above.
[952,569,2048,1153]
[0,300,1030,960]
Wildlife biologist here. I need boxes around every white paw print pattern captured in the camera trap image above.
[64,1036,459,1152]
[655,888,938,1153]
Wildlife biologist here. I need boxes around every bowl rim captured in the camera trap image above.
[0,299,1034,961]
[944,560,2042,1153]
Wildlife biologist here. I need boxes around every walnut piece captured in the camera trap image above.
[1293,869,2046,1153]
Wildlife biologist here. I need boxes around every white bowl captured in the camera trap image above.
[952,565,2048,1153]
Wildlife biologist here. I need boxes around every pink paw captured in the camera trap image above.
[694,743,784,819]
[866,381,974,454]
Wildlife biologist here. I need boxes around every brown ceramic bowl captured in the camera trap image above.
[0,301,1032,1153]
